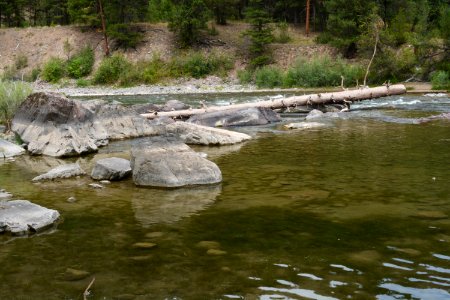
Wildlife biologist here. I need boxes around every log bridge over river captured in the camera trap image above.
[141,84,407,119]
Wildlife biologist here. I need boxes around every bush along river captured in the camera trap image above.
[0,92,449,299]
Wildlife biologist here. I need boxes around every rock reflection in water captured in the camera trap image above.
[132,185,221,226]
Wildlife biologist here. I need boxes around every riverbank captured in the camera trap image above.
[32,78,447,98]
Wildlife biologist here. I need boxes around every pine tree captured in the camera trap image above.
[168,0,209,48]
[243,0,274,68]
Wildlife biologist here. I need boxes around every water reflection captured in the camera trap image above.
[132,185,221,226]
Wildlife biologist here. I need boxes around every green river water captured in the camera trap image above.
[0,94,449,299]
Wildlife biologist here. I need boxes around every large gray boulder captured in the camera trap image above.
[0,139,25,158]
[131,137,222,187]
[12,93,167,157]
[187,107,281,127]
[91,157,132,181]
[0,200,60,235]
[166,121,251,145]
[32,163,86,181]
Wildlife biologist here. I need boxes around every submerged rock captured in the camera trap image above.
[61,268,90,281]
[418,112,450,123]
[32,163,86,181]
[12,92,167,157]
[91,157,132,181]
[166,121,251,145]
[196,241,221,250]
[187,107,281,127]
[0,200,60,235]
[0,189,13,200]
[132,242,157,249]
[0,139,26,158]
[131,137,222,187]
[283,122,328,130]
[305,109,324,120]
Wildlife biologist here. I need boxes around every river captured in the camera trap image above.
[0,93,449,299]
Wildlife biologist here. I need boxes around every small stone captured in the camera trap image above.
[348,250,381,264]
[396,248,422,256]
[196,241,221,250]
[61,268,90,281]
[100,180,111,184]
[207,249,227,256]
[129,255,153,262]
[67,196,77,203]
[221,266,231,272]
[88,183,104,189]
[132,242,157,249]
[145,232,164,239]
[0,190,13,200]
[413,211,447,220]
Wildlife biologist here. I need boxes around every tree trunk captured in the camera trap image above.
[141,84,406,119]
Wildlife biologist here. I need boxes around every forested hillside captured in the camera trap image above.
[0,0,448,88]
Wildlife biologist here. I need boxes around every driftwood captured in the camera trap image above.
[141,84,407,119]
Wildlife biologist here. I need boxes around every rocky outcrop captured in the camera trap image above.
[91,157,132,181]
[131,137,222,187]
[187,107,281,127]
[0,139,25,158]
[32,163,86,181]
[0,200,60,235]
[11,93,168,157]
[166,121,251,145]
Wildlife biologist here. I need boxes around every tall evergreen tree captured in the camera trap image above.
[168,0,209,48]
[243,0,274,67]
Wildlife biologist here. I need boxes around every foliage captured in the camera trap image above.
[243,0,274,68]
[108,24,144,49]
[141,56,170,83]
[93,54,131,85]
[148,0,174,22]
[0,80,32,131]
[41,57,67,83]
[169,51,233,78]
[67,47,95,79]
[431,71,450,90]
[15,54,28,70]
[76,78,90,87]
[237,69,254,84]
[254,66,283,88]
[204,0,238,25]
[274,21,291,43]
[169,0,210,48]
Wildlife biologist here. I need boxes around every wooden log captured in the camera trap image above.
[141,84,406,119]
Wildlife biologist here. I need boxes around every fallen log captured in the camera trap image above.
[141,84,406,119]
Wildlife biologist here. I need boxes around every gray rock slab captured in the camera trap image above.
[305,109,324,120]
[91,157,132,181]
[12,93,167,157]
[0,200,60,235]
[187,107,281,127]
[0,189,12,200]
[131,137,222,187]
[0,139,26,158]
[166,121,251,145]
[32,163,86,181]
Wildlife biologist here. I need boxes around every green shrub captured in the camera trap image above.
[15,54,28,70]
[93,54,131,85]
[67,47,95,79]
[237,69,254,84]
[254,66,284,88]
[76,78,90,87]
[431,71,450,90]
[41,57,66,83]
[0,80,32,131]
[142,56,170,84]
[283,56,363,88]
[108,24,144,49]
[169,52,233,78]
[275,22,291,44]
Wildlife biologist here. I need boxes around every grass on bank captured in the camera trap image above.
[0,80,32,131]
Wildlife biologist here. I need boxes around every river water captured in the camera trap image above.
[0,93,449,299]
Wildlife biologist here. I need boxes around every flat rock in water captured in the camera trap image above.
[131,137,222,187]
[305,109,324,120]
[32,163,86,181]
[0,189,12,200]
[283,122,328,130]
[187,107,281,127]
[206,249,227,256]
[91,157,132,181]
[0,139,26,158]
[132,242,157,249]
[196,240,221,250]
[161,100,191,112]
[0,200,60,235]
[61,268,90,281]
[166,121,251,145]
